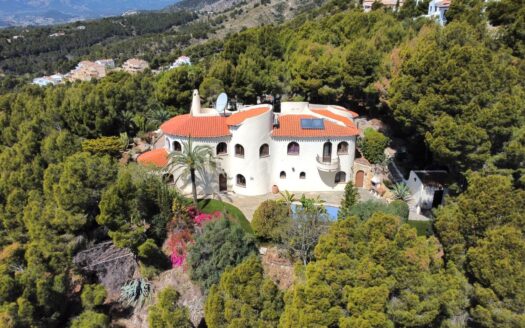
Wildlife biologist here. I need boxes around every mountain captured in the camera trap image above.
[0,0,181,27]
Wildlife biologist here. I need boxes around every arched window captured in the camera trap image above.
[299,172,306,179]
[259,144,269,157]
[216,142,227,155]
[236,174,246,187]
[335,171,346,184]
[287,142,300,155]
[235,144,244,157]
[337,141,349,155]
[173,141,182,152]
[280,171,286,179]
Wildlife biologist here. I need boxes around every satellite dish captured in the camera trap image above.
[215,92,228,113]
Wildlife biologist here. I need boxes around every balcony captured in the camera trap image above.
[316,155,340,172]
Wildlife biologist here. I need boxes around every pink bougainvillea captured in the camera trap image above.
[167,229,193,268]
[167,207,223,268]
[194,211,222,225]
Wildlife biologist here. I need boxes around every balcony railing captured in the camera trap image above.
[316,154,340,172]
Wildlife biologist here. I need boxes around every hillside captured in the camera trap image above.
[0,0,326,78]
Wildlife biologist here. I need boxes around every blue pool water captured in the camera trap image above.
[290,203,339,221]
[325,205,339,221]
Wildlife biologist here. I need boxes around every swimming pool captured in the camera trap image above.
[290,203,339,221]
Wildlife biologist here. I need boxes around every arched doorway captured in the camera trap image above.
[355,170,364,188]
[219,173,227,192]
[322,141,332,163]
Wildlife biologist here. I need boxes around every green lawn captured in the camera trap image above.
[407,220,433,236]
[198,199,253,234]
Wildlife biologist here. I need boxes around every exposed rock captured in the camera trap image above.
[116,267,205,327]
[73,241,137,300]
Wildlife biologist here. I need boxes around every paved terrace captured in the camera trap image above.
[209,188,379,221]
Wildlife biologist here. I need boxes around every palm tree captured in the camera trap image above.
[392,183,411,202]
[278,190,297,215]
[168,138,216,207]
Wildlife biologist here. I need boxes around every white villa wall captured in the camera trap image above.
[160,96,358,197]
[164,125,356,196]
[406,171,445,212]
[270,137,355,192]
[228,108,273,195]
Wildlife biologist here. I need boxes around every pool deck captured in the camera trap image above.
[215,188,381,221]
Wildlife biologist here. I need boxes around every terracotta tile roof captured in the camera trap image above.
[272,115,359,138]
[311,109,354,127]
[330,106,359,118]
[160,114,231,138]
[225,107,269,126]
[137,148,168,168]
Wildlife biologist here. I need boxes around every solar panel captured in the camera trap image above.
[300,118,324,130]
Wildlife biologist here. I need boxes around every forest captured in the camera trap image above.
[0,0,523,326]
[0,10,201,76]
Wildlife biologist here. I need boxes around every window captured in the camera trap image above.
[300,172,306,179]
[280,171,286,179]
[216,142,227,155]
[173,141,182,152]
[337,141,349,155]
[259,144,269,157]
[236,174,246,187]
[235,144,245,157]
[335,171,346,184]
[287,142,300,155]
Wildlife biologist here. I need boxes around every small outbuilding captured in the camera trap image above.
[406,170,451,214]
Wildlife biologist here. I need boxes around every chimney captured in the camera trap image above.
[190,89,201,115]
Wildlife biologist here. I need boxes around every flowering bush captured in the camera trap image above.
[194,211,222,226]
[167,206,222,268]
[167,229,193,268]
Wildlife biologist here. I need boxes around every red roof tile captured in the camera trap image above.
[225,107,269,126]
[312,109,354,127]
[160,114,231,138]
[329,105,359,118]
[273,115,359,138]
[137,148,168,168]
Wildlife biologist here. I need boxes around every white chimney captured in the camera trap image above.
[190,89,201,115]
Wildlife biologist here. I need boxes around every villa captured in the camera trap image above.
[138,90,361,196]
[426,0,450,25]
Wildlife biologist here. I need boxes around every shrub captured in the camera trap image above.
[339,182,359,219]
[359,128,389,164]
[251,200,289,242]
[348,200,409,221]
[392,183,411,201]
[148,287,192,328]
[138,239,169,268]
[187,218,257,289]
[81,136,124,156]
[205,256,283,327]
[389,200,410,220]
[80,284,107,310]
[71,310,109,328]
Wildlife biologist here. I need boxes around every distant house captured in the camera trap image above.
[406,170,451,213]
[32,77,55,87]
[427,0,450,25]
[68,61,107,82]
[95,59,116,69]
[49,32,65,38]
[170,56,192,69]
[122,58,150,74]
[363,0,404,12]
[33,74,64,87]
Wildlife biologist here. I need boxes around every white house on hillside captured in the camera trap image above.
[427,0,451,25]
[406,170,451,213]
[138,90,361,196]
